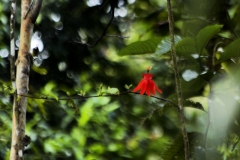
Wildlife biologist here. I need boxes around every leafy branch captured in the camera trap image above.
[17,91,178,108]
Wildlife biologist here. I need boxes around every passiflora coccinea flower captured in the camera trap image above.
[133,67,162,96]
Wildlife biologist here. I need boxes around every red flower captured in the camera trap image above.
[133,73,162,96]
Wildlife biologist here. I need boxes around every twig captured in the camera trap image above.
[74,0,115,48]
[90,0,109,18]
[10,0,17,89]
[167,0,190,159]
[24,0,33,19]
[140,107,159,125]
[105,34,129,39]
[17,91,178,107]
[30,0,43,23]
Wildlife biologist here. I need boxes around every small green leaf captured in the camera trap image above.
[79,100,94,127]
[106,88,119,95]
[196,24,223,54]
[42,81,58,100]
[118,38,162,56]
[124,84,132,90]
[218,38,240,63]
[32,65,48,75]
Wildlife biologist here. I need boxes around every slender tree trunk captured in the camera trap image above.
[10,0,42,159]
[166,0,190,159]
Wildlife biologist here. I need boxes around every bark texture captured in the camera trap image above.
[10,0,42,159]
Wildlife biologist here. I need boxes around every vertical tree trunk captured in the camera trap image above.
[166,0,190,159]
[10,0,42,159]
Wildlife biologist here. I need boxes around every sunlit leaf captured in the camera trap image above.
[103,102,119,112]
[78,100,93,127]
[118,38,162,56]
[107,143,123,152]
[32,65,48,75]
[35,99,47,117]
[42,81,58,100]
[93,97,110,106]
[88,143,105,154]
[155,36,181,55]
[106,88,119,94]
[196,24,223,54]
[184,100,205,112]
[218,39,240,63]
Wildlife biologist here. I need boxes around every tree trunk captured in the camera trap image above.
[10,0,42,159]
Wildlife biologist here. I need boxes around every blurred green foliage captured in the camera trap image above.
[1,0,240,159]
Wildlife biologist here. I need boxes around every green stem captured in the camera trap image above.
[166,0,190,159]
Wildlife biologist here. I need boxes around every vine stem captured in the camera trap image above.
[166,0,190,159]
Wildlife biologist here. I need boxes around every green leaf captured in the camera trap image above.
[103,102,120,113]
[42,81,58,100]
[218,39,240,63]
[176,37,197,54]
[78,100,94,127]
[181,77,207,92]
[124,84,132,90]
[165,91,204,111]
[184,100,206,112]
[106,88,119,94]
[118,38,162,56]
[155,36,181,55]
[32,65,48,75]
[196,24,223,54]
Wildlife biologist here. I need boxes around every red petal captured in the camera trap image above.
[153,82,162,94]
[134,73,162,96]
[146,81,151,96]
[149,80,156,95]
[140,80,147,95]
[132,80,144,92]
[156,86,162,94]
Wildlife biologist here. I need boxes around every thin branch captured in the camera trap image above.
[30,0,43,23]
[74,0,115,48]
[167,0,190,159]
[90,0,109,18]
[24,0,33,19]
[10,0,17,90]
[105,34,129,39]
[140,107,159,125]
[17,91,178,107]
